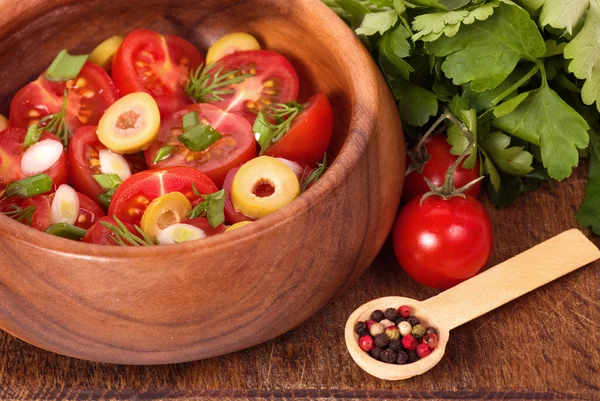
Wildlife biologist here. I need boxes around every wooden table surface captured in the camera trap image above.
[1,163,599,401]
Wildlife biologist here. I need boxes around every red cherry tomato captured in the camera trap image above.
[223,166,253,225]
[183,217,227,236]
[68,126,147,203]
[144,104,256,187]
[264,93,333,166]
[392,195,493,290]
[403,136,482,202]
[0,128,68,191]
[9,62,118,132]
[83,216,137,246]
[111,28,204,116]
[108,167,218,226]
[211,50,299,123]
[21,195,52,231]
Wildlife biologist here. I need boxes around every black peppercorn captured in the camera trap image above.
[374,333,390,348]
[406,349,420,363]
[407,316,420,327]
[388,339,402,352]
[394,317,406,325]
[396,350,408,365]
[371,309,385,322]
[425,327,438,336]
[371,347,384,360]
[380,348,397,364]
[384,307,398,321]
[354,321,369,337]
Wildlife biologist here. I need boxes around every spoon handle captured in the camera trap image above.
[422,229,600,331]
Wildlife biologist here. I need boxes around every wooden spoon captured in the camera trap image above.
[345,229,600,380]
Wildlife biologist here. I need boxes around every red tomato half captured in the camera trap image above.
[264,93,333,166]
[211,50,299,123]
[223,166,253,225]
[21,195,52,231]
[184,217,227,236]
[144,104,256,187]
[108,167,218,226]
[403,135,482,202]
[112,28,203,116]
[9,62,118,132]
[68,126,147,203]
[83,216,137,246]
[0,128,68,191]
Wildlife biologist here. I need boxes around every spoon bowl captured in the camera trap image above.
[345,230,600,380]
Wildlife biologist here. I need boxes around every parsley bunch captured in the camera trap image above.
[325,0,600,233]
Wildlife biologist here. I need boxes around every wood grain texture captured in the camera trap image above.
[1,163,599,399]
[0,0,404,364]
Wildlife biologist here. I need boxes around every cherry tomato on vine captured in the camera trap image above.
[392,195,493,290]
[403,135,482,202]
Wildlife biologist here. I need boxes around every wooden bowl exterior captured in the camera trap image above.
[0,0,404,364]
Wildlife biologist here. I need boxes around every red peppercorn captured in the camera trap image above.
[417,343,431,358]
[365,319,377,330]
[402,334,418,350]
[359,335,374,352]
[424,333,439,350]
[398,305,411,319]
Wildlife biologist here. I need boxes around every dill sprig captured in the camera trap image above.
[185,62,253,103]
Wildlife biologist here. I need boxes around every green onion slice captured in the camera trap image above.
[153,146,177,164]
[252,111,274,151]
[44,50,89,82]
[4,174,53,198]
[24,123,44,148]
[182,111,200,132]
[98,186,119,209]
[45,223,87,240]
[178,123,222,152]
[93,174,123,191]
[186,189,226,228]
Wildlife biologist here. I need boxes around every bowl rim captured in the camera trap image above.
[0,0,382,259]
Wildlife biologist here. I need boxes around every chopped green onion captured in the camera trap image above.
[44,50,88,82]
[4,174,53,198]
[2,204,36,225]
[253,111,274,151]
[45,223,87,240]
[153,146,176,164]
[182,111,199,132]
[178,123,222,152]
[187,188,226,227]
[252,101,304,154]
[98,186,119,209]
[24,123,44,148]
[93,174,122,191]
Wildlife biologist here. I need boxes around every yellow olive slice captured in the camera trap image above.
[97,92,160,154]
[0,114,8,131]
[141,192,192,239]
[206,33,261,64]
[231,156,300,219]
[89,36,124,71]
[225,221,253,232]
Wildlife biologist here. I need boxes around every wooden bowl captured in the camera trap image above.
[0,0,404,364]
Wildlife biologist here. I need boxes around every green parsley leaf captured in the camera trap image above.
[543,39,567,57]
[440,0,472,9]
[407,0,447,10]
[539,0,588,34]
[355,10,399,36]
[44,50,88,82]
[390,79,439,126]
[492,83,589,180]
[481,149,501,191]
[328,0,371,27]
[378,25,414,80]
[187,189,226,228]
[564,1,600,112]
[492,92,530,118]
[577,130,600,234]
[424,3,546,91]
[447,96,478,168]
[479,131,534,175]
[178,123,222,152]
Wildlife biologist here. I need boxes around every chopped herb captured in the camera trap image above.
[24,123,43,148]
[185,62,253,103]
[4,174,53,198]
[182,111,199,132]
[45,223,87,240]
[300,153,328,192]
[98,186,119,209]
[44,49,88,82]
[93,174,123,191]
[253,101,304,154]
[178,123,222,152]
[100,216,155,247]
[28,91,72,148]
[2,204,36,225]
[187,188,226,228]
[153,146,177,164]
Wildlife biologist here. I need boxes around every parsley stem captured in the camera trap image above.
[490,63,541,107]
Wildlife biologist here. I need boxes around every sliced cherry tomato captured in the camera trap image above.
[144,104,256,187]
[111,28,203,116]
[68,126,146,202]
[0,128,68,191]
[264,93,333,166]
[9,62,118,132]
[211,50,299,123]
[21,195,52,231]
[83,216,136,246]
[392,195,493,290]
[403,135,482,202]
[183,217,227,236]
[108,167,218,226]
[223,166,253,224]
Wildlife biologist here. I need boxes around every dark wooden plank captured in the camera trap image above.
[1,163,599,400]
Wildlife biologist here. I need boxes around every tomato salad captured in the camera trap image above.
[0,30,333,246]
